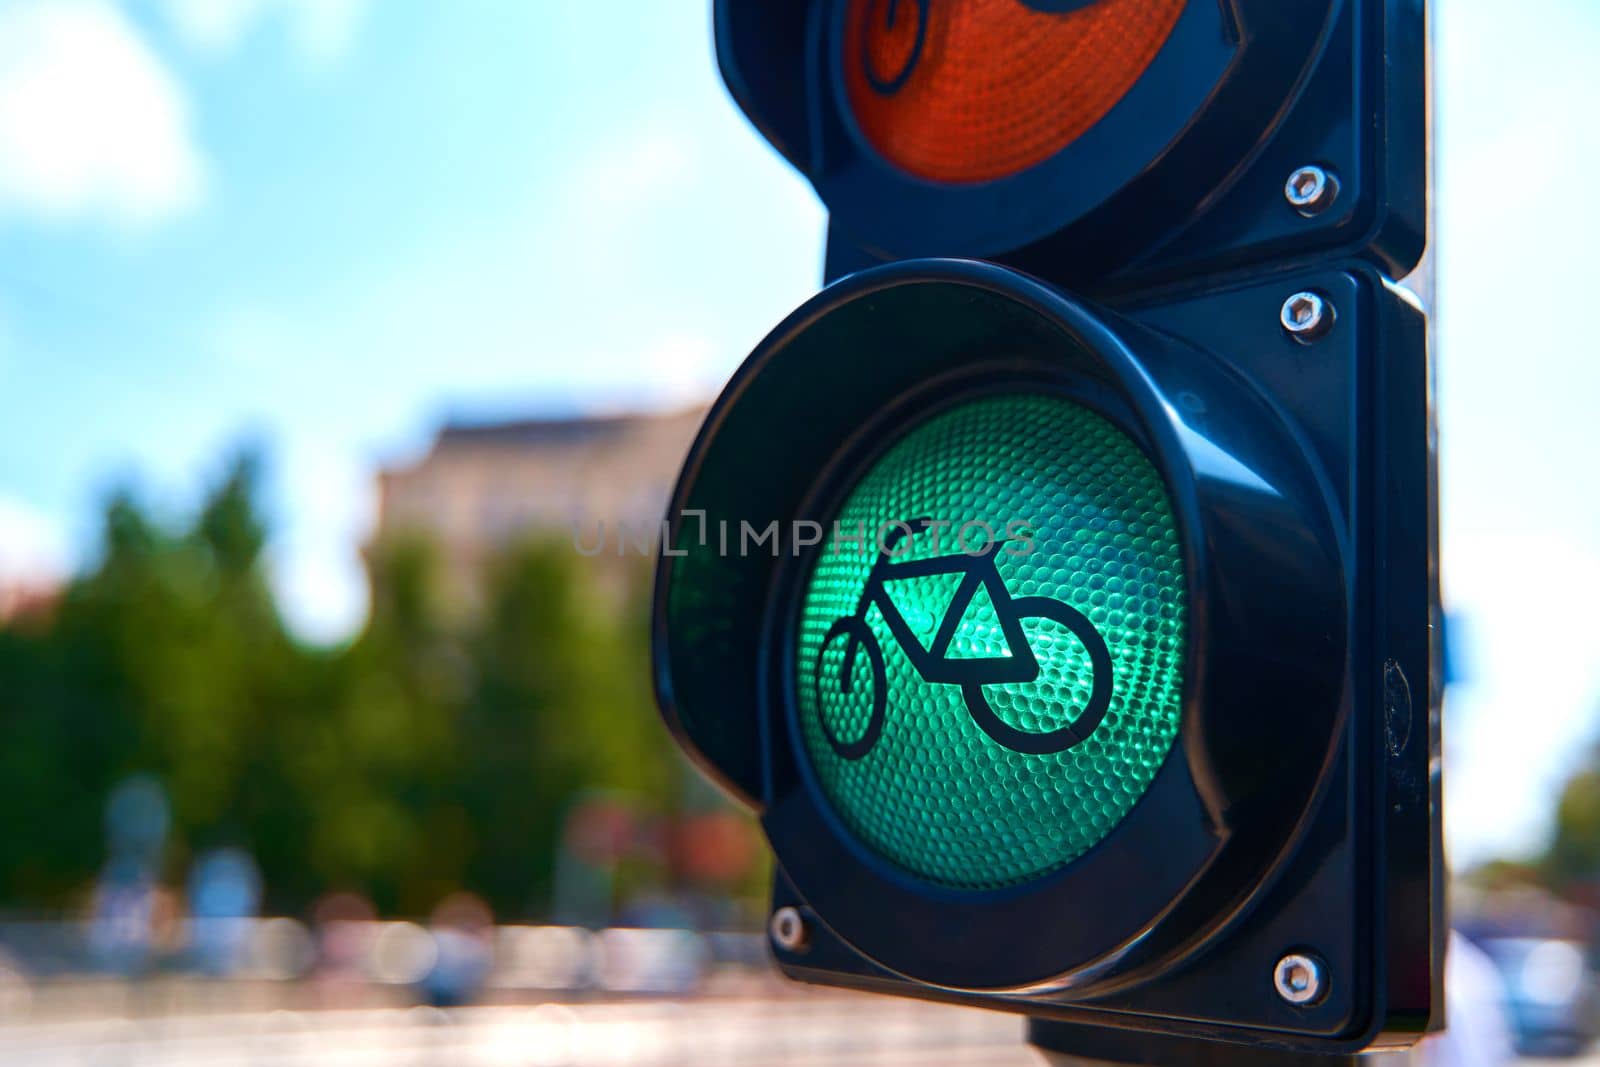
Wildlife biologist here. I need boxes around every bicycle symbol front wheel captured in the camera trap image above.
[960,597,1114,755]
[861,0,930,96]
[815,616,888,761]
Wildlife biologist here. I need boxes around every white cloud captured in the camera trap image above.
[158,0,263,53]
[565,123,698,227]
[0,495,69,585]
[200,307,375,644]
[1443,532,1600,867]
[161,0,370,67]
[0,0,205,229]
[266,435,375,645]
[637,333,726,404]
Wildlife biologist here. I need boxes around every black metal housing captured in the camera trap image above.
[715,0,1426,292]
[653,258,1437,1049]
[757,265,1348,997]
[653,0,1438,1058]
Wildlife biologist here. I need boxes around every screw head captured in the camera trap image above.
[769,906,809,953]
[1281,291,1334,343]
[1285,165,1339,216]
[1274,953,1327,1006]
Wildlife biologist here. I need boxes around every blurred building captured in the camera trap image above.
[373,405,707,611]
[0,579,59,627]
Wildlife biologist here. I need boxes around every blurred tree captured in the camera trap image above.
[1546,760,1600,888]
[0,451,744,922]
[456,545,676,917]
[304,535,468,914]
[0,454,308,904]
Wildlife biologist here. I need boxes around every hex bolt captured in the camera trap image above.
[1281,291,1335,343]
[770,906,810,953]
[1274,953,1327,1006]
[1285,165,1340,216]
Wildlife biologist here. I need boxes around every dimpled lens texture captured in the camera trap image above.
[795,393,1186,889]
[844,0,1186,183]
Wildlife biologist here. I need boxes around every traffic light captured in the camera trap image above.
[654,1,1437,1060]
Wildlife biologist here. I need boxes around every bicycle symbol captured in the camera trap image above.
[813,518,1113,759]
[858,0,1106,96]
[860,0,928,95]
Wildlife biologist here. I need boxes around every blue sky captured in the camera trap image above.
[0,0,825,636]
[0,0,1597,866]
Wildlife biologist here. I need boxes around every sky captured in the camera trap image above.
[0,0,1597,868]
[0,0,825,637]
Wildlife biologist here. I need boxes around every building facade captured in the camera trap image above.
[374,406,707,612]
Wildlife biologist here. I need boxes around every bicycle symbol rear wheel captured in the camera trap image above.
[815,616,888,760]
[960,597,1114,755]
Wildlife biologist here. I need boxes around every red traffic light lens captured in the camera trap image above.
[843,0,1186,184]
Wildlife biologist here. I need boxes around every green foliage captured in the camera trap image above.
[1546,764,1600,888]
[0,450,711,920]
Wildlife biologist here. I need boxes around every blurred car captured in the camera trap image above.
[1480,937,1600,1057]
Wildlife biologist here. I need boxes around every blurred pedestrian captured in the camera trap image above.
[418,891,494,1008]
[309,891,378,1008]
[187,847,262,976]
[87,776,171,976]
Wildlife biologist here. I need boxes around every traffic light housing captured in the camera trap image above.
[654,0,1437,1058]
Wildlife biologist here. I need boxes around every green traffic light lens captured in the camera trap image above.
[794,392,1187,890]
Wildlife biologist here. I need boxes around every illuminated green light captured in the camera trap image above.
[794,393,1186,890]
